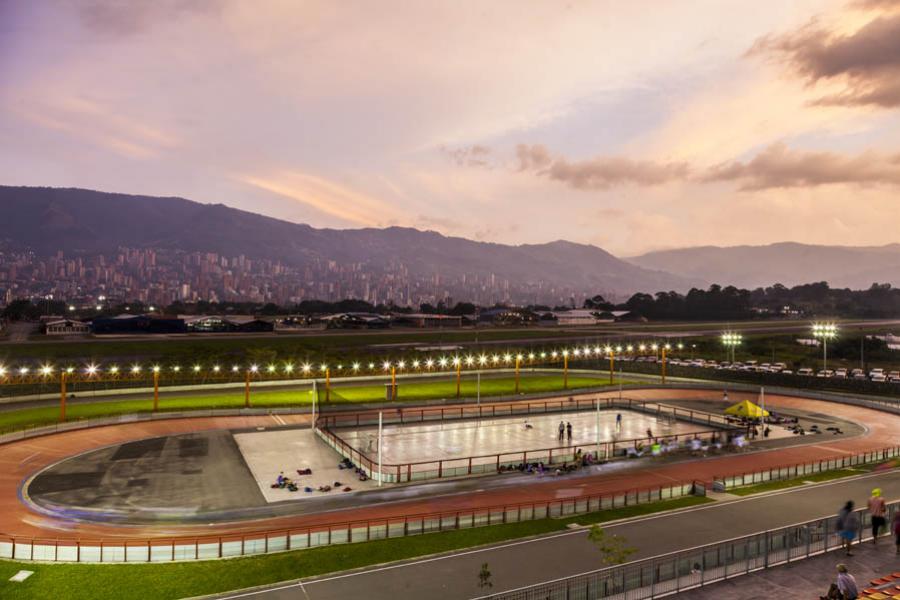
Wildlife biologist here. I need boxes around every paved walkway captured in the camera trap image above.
[673,537,900,599]
[212,469,900,599]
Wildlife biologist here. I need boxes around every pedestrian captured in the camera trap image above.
[566,421,573,441]
[615,413,622,431]
[868,488,886,544]
[837,501,859,556]
[646,427,653,440]
[835,564,858,600]
[558,421,565,441]
[723,390,729,403]
[892,508,900,555]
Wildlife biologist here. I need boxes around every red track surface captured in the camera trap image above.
[2,388,897,541]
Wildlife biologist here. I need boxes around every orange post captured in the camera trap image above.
[59,371,67,422]
[456,363,461,398]
[325,368,331,402]
[244,370,251,408]
[609,354,614,384]
[153,371,160,411]
[661,346,667,385]
[391,366,397,401]
[563,354,569,389]
[514,356,521,394]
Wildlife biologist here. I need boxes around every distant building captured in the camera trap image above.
[321,312,391,329]
[42,318,90,336]
[91,314,187,335]
[182,315,274,333]
[392,313,463,328]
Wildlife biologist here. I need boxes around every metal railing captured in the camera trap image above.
[716,445,900,490]
[474,500,900,600]
[1,479,696,563]
[315,397,738,483]
[5,445,897,564]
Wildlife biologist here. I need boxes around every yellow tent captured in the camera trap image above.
[724,399,769,418]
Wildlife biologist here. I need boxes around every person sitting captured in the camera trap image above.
[835,564,858,600]
[276,472,285,486]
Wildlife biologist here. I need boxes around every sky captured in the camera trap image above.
[2,0,900,255]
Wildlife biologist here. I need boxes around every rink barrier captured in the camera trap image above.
[314,396,741,483]
[1,444,897,563]
[474,500,900,600]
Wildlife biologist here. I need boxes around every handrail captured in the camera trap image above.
[473,499,900,599]
[4,444,897,563]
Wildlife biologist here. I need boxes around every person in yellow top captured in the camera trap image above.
[867,488,887,544]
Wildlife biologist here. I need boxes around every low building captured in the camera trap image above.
[91,314,187,335]
[392,313,463,328]
[42,318,90,336]
[182,315,275,333]
[322,312,391,329]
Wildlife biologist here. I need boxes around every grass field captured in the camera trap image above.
[0,328,591,362]
[0,374,624,434]
[728,465,878,496]
[0,495,710,600]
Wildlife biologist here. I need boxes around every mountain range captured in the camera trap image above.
[1,185,897,295]
[628,243,900,290]
[0,186,695,296]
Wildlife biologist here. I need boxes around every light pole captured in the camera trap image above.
[721,332,742,363]
[812,322,838,372]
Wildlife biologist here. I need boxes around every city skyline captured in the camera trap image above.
[4,1,900,254]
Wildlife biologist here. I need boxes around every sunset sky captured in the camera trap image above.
[2,0,900,254]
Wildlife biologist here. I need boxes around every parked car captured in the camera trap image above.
[816,369,834,378]
[797,367,814,376]
[781,369,793,375]
[870,368,885,378]
[834,368,848,378]
[850,368,864,377]
[852,373,867,380]
[871,373,887,382]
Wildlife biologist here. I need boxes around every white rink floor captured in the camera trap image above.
[337,409,712,466]
[234,428,377,503]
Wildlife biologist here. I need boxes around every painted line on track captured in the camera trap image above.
[213,468,900,599]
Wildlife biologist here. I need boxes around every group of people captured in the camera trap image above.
[557,421,574,441]
[817,489,899,599]
[836,488,899,556]
[271,468,357,494]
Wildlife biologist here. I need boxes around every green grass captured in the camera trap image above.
[0,375,626,434]
[0,495,710,600]
[728,465,877,496]
[0,328,589,362]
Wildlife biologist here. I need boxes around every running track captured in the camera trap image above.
[1,388,898,543]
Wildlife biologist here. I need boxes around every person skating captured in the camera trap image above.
[566,421,573,442]
[558,421,565,441]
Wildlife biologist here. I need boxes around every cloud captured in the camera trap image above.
[440,145,493,168]
[751,12,900,107]
[71,0,223,36]
[516,144,689,190]
[235,171,403,227]
[704,142,900,190]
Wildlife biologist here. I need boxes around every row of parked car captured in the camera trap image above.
[633,355,900,383]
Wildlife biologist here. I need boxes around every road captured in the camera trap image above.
[213,469,900,600]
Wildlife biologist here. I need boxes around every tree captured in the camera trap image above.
[477,562,492,590]
[587,525,636,565]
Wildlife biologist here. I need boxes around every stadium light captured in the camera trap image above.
[721,331,743,362]
[40,365,53,377]
[811,322,838,372]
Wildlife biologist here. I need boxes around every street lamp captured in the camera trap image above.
[721,332,742,363]
[811,322,838,372]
